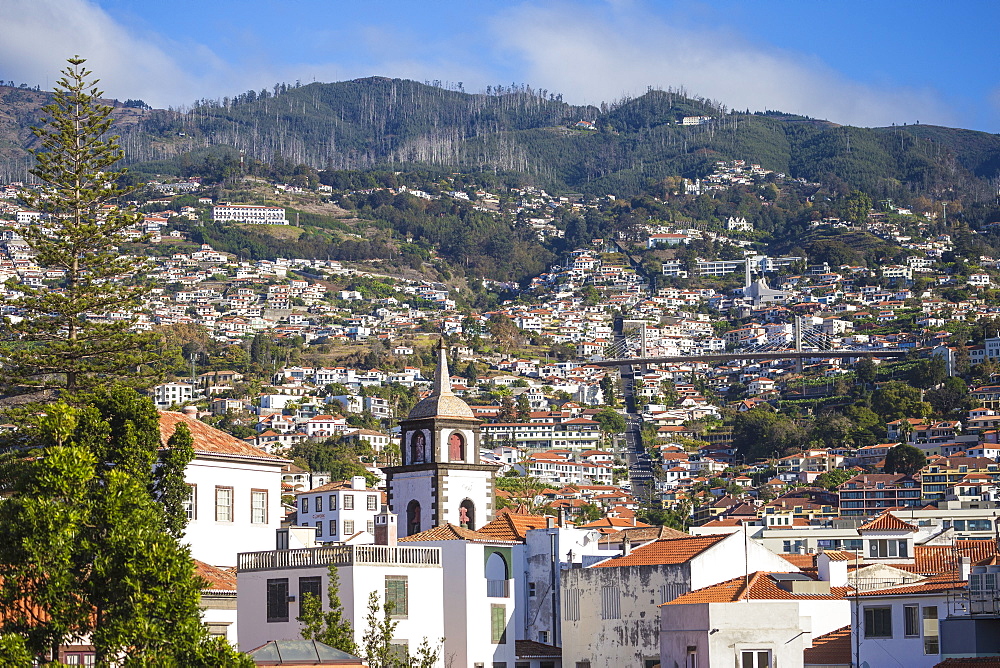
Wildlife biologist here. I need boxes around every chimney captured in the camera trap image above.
[351,475,367,490]
[373,505,397,547]
[546,515,556,529]
[622,534,632,556]
[817,551,848,588]
[959,556,972,582]
[182,405,198,417]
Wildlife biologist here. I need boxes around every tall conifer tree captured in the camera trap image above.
[5,56,157,393]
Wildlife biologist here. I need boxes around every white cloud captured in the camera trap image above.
[0,0,210,106]
[490,1,953,128]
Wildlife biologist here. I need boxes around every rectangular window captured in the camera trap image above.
[491,604,507,644]
[299,576,322,606]
[301,497,309,513]
[538,630,548,643]
[904,605,919,637]
[385,576,408,618]
[315,496,323,513]
[923,606,939,655]
[740,650,771,668]
[316,522,323,537]
[528,582,537,597]
[869,539,908,558]
[251,490,268,524]
[344,494,354,510]
[329,519,337,536]
[344,520,355,535]
[266,578,289,622]
[367,520,375,534]
[215,487,233,522]
[686,647,698,668]
[329,495,337,511]
[183,484,196,521]
[601,585,621,620]
[563,589,580,621]
[864,607,892,638]
[368,495,378,511]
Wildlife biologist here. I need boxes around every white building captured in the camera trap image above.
[212,203,288,225]
[660,551,852,668]
[153,381,195,408]
[160,410,288,567]
[387,341,498,536]
[236,540,445,659]
[560,530,800,668]
[296,476,382,543]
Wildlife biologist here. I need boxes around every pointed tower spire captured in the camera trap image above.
[433,336,454,397]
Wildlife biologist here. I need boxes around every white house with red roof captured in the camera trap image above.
[160,410,289,568]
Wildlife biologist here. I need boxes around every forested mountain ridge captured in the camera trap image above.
[1,78,999,202]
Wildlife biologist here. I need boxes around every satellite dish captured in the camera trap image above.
[861,662,870,668]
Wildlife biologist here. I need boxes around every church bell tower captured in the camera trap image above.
[385,338,498,537]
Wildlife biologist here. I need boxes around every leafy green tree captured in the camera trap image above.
[4,57,157,393]
[361,592,441,668]
[298,564,357,655]
[0,388,251,665]
[883,443,927,475]
[814,469,852,491]
[908,357,947,389]
[925,376,970,417]
[854,358,877,388]
[843,190,873,224]
[871,381,932,421]
[594,408,626,434]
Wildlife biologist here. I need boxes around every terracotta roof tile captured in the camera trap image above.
[780,553,817,569]
[598,525,689,545]
[398,523,495,542]
[820,550,855,562]
[857,512,918,533]
[477,512,554,542]
[804,626,851,666]
[193,559,237,591]
[664,571,850,604]
[935,659,1000,668]
[591,534,728,568]
[857,578,965,596]
[159,411,287,462]
[914,541,998,575]
[515,640,561,658]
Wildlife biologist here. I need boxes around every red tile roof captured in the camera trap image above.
[804,626,851,666]
[159,411,287,462]
[914,541,998,575]
[856,577,965,597]
[398,523,498,542]
[857,512,918,533]
[591,534,728,568]
[477,512,554,542]
[664,571,850,604]
[193,559,237,591]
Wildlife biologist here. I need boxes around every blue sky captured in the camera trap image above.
[2,0,998,131]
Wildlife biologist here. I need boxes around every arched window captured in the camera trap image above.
[448,432,465,462]
[409,431,426,465]
[406,500,421,536]
[459,499,475,530]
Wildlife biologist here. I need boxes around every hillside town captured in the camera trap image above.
[3,158,1000,668]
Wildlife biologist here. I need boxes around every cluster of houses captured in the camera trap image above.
[114,348,1000,668]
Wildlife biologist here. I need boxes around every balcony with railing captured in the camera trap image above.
[486,578,511,598]
[238,544,441,572]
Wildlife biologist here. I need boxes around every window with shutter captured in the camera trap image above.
[266,579,289,622]
[299,576,322,606]
[491,604,506,644]
[385,576,408,618]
